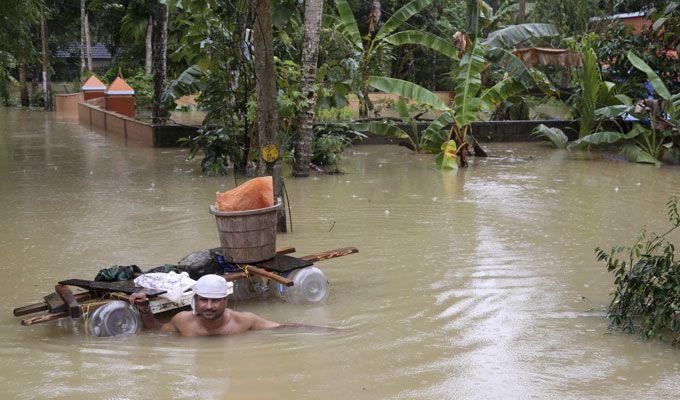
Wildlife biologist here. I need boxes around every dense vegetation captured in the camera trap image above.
[596,197,679,346]
[1,0,678,171]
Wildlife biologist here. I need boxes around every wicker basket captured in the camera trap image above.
[209,202,281,263]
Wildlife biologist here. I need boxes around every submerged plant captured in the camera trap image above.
[595,196,680,346]
[531,124,569,149]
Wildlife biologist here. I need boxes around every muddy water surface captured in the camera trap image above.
[0,108,678,399]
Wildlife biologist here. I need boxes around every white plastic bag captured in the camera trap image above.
[134,271,196,303]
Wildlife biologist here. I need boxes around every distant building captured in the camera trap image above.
[54,43,113,81]
[589,12,651,35]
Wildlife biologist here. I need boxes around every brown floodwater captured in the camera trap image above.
[0,108,678,399]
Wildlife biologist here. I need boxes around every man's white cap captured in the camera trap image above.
[194,274,233,298]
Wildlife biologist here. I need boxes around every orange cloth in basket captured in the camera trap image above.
[215,176,275,212]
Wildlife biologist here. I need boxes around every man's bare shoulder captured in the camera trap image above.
[171,310,197,323]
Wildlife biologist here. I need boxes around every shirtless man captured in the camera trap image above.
[129,274,283,337]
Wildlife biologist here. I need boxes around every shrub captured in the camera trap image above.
[595,196,680,346]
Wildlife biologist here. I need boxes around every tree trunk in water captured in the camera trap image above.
[518,0,526,24]
[293,0,324,177]
[85,13,93,71]
[151,2,168,124]
[253,0,287,232]
[145,17,153,76]
[40,13,52,111]
[19,64,29,107]
[80,0,86,76]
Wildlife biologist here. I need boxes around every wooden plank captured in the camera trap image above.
[21,300,110,326]
[14,292,91,317]
[44,292,66,313]
[58,279,166,296]
[243,265,294,287]
[55,284,80,319]
[223,272,247,281]
[299,247,359,262]
[276,246,296,255]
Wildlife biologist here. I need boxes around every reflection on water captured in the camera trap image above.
[0,108,678,399]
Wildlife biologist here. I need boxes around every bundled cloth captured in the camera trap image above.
[134,271,196,303]
[215,176,274,212]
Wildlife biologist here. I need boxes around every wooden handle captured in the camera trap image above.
[55,284,81,319]
[21,300,110,326]
[299,247,359,262]
[14,292,91,317]
[243,265,294,287]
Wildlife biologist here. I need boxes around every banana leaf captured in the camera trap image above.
[453,43,486,128]
[531,124,568,149]
[567,130,637,150]
[594,105,634,118]
[622,144,662,166]
[435,140,458,169]
[422,110,454,151]
[352,121,410,139]
[578,48,602,137]
[367,76,448,110]
[335,0,363,50]
[482,23,559,50]
[383,30,458,59]
[162,65,205,110]
[395,98,410,120]
[627,51,671,101]
[480,78,525,109]
[375,0,433,41]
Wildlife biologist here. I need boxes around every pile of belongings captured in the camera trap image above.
[215,176,274,212]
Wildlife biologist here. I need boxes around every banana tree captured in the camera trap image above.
[567,51,679,165]
[328,0,458,116]
[355,23,560,168]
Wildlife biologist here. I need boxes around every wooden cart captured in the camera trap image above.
[13,246,358,327]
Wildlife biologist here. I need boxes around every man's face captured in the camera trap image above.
[194,295,227,320]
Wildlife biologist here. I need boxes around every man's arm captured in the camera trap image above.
[243,312,338,332]
[243,312,281,330]
[129,292,177,333]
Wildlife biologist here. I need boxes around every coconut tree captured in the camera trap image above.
[293,0,324,177]
[151,0,168,123]
[121,0,154,76]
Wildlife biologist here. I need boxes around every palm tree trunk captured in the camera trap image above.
[253,0,286,232]
[80,0,86,76]
[518,0,526,24]
[151,1,168,124]
[368,0,381,37]
[145,16,153,76]
[19,64,29,107]
[293,0,324,177]
[85,12,93,71]
[40,13,52,111]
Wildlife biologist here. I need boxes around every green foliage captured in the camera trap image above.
[382,30,458,59]
[178,126,244,175]
[125,72,154,109]
[595,196,680,346]
[162,65,205,111]
[434,140,458,169]
[453,42,486,128]
[481,23,559,49]
[311,134,351,171]
[367,76,448,110]
[532,124,569,149]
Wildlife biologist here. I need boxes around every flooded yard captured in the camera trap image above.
[0,108,678,399]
